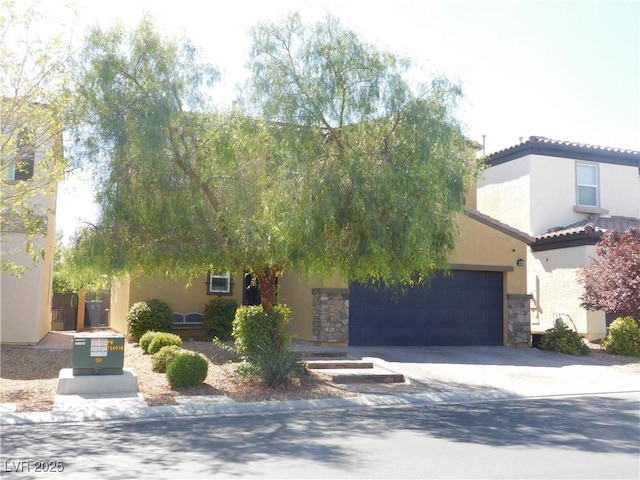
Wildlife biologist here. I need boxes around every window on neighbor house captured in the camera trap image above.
[207,272,232,295]
[5,128,35,181]
[576,163,598,207]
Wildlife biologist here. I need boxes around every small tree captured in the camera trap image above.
[580,228,640,319]
[1,0,78,276]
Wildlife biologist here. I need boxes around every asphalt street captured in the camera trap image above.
[1,393,638,479]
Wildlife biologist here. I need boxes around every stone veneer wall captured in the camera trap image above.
[508,294,532,346]
[311,288,531,346]
[311,288,349,344]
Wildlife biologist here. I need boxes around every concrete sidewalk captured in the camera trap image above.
[2,344,638,426]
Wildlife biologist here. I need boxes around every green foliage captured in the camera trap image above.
[72,15,476,308]
[203,298,238,341]
[601,317,640,357]
[232,305,291,362]
[147,332,183,355]
[252,343,307,387]
[166,352,209,388]
[151,345,183,373]
[126,299,174,341]
[138,330,159,353]
[1,1,76,276]
[539,320,590,356]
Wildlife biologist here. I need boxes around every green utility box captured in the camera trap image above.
[72,332,125,375]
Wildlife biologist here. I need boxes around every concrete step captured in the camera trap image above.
[307,360,374,370]
[331,372,406,384]
[299,351,348,359]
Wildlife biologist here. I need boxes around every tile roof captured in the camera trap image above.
[486,136,640,167]
[537,215,640,240]
[464,208,535,244]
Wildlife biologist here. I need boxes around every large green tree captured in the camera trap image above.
[1,0,76,275]
[71,14,478,311]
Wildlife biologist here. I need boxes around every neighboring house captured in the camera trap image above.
[109,201,534,347]
[477,136,640,339]
[1,123,61,345]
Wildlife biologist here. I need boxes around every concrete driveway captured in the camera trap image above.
[345,346,640,400]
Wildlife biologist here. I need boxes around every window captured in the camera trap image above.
[207,272,232,295]
[576,163,598,207]
[5,128,35,181]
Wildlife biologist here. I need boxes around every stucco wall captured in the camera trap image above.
[529,245,605,339]
[479,153,640,237]
[279,273,346,341]
[450,213,528,294]
[477,157,532,234]
[1,138,58,345]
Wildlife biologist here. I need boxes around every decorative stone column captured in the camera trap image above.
[508,294,532,346]
[311,288,349,345]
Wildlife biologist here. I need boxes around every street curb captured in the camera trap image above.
[0,389,518,426]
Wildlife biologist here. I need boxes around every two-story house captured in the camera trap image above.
[1,117,61,344]
[477,136,640,340]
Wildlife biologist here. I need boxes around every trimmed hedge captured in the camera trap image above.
[602,316,640,357]
[232,305,291,363]
[166,352,209,388]
[203,298,238,341]
[139,330,158,353]
[151,345,183,373]
[539,320,589,356]
[147,332,183,355]
[126,299,173,341]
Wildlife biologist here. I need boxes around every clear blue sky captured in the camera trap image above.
[44,0,639,239]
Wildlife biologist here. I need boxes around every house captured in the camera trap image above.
[477,136,640,339]
[1,118,61,344]
[109,196,534,347]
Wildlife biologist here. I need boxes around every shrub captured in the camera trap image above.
[601,316,640,357]
[203,298,238,341]
[539,320,589,356]
[252,343,306,387]
[232,305,291,362]
[126,299,174,341]
[147,332,183,355]
[166,352,209,388]
[139,330,159,353]
[151,345,183,373]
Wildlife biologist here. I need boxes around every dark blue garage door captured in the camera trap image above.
[349,270,503,346]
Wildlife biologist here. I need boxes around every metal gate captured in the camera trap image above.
[51,293,78,331]
[84,290,111,328]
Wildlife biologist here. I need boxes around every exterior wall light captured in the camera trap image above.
[517,258,525,267]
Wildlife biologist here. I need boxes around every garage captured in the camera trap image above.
[349,270,504,346]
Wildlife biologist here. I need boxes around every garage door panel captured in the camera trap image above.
[349,271,503,346]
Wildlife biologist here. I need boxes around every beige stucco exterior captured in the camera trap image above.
[1,136,58,344]
[529,245,605,340]
[107,209,530,345]
[477,145,640,339]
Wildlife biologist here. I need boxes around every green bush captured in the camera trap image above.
[151,345,183,373]
[139,330,159,353]
[147,332,183,355]
[539,320,589,356]
[166,352,209,388]
[232,305,291,362]
[601,317,640,357]
[252,343,306,387]
[203,298,238,341]
[126,299,174,341]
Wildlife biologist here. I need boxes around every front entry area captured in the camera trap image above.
[349,270,504,346]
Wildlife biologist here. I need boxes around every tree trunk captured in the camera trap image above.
[254,266,280,312]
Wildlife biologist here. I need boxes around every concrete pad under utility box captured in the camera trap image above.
[57,368,139,395]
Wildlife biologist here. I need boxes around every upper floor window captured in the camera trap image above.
[576,163,598,207]
[207,272,232,295]
[5,128,35,181]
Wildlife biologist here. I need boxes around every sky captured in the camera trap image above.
[42,0,640,242]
